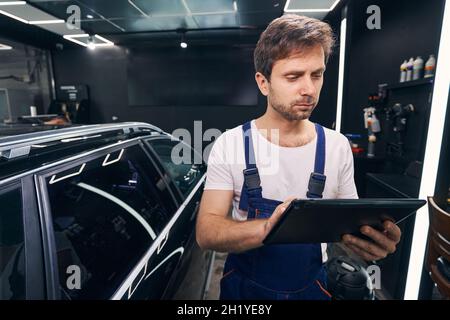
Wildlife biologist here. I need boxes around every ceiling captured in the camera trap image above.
[0,0,342,48]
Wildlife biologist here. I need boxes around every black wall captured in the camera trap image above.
[52,34,342,136]
[52,45,267,135]
[341,0,445,159]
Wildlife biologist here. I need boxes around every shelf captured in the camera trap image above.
[383,77,434,90]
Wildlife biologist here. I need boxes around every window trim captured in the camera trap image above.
[35,139,179,300]
[143,136,205,201]
[22,176,45,299]
[142,137,185,203]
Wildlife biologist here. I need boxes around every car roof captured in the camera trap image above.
[0,122,166,183]
[0,123,74,138]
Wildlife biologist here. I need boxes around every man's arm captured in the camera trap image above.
[196,189,292,253]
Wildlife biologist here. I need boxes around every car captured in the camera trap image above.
[0,122,214,300]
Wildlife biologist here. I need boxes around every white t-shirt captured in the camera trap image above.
[204,120,359,261]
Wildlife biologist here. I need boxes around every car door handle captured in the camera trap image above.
[157,231,169,255]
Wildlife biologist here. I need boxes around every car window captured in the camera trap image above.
[44,144,176,299]
[147,138,206,197]
[0,184,25,300]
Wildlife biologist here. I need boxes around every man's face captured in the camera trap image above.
[263,44,326,121]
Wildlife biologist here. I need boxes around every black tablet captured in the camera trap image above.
[263,198,427,245]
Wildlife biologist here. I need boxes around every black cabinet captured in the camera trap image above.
[365,173,420,299]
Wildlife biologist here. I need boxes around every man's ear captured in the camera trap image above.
[255,72,270,96]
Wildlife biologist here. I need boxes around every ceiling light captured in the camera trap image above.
[63,34,114,49]
[0,1,26,5]
[29,19,65,25]
[0,43,12,50]
[0,8,28,23]
[94,34,114,47]
[284,0,341,13]
[179,31,187,48]
[233,0,237,12]
[87,35,96,50]
[86,14,94,19]
[63,34,88,47]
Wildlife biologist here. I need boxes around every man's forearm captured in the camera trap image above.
[197,213,266,253]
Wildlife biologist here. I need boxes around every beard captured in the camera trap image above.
[269,89,317,121]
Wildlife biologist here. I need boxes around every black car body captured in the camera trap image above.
[0,122,213,300]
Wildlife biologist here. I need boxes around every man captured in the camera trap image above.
[196,14,401,300]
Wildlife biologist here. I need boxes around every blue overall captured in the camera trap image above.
[220,121,331,300]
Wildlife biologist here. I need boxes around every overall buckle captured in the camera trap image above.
[306,172,326,198]
[243,167,261,190]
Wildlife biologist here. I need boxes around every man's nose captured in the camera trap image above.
[298,77,315,96]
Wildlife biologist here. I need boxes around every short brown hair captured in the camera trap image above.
[254,14,335,80]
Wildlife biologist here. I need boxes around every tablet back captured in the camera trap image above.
[263,198,427,244]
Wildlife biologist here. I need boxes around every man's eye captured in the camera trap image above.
[286,76,298,81]
[312,73,323,78]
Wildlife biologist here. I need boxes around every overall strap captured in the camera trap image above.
[239,121,262,212]
[306,123,327,198]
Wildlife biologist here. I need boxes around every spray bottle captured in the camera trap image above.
[364,107,381,157]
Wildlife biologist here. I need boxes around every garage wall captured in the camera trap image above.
[341,0,445,138]
[0,38,52,121]
[52,34,342,136]
[52,45,266,135]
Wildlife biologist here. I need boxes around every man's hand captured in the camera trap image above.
[342,220,401,261]
[259,197,296,241]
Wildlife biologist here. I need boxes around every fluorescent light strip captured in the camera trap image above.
[63,35,88,47]
[127,0,149,18]
[149,11,235,18]
[335,17,347,133]
[0,1,26,5]
[404,0,450,300]
[233,0,238,12]
[65,34,88,38]
[29,19,65,25]
[94,34,114,45]
[0,8,64,25]
[284,0,341,13]
[63,34,114,48]
[0,8,28,23]
[329,0,341,11]
[0,43,12,50]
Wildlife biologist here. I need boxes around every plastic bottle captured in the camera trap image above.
[413,56,424,80]
[406,57,414,81]
[424,54,436,78]
[399,60,407,82]
[30,106,37,116]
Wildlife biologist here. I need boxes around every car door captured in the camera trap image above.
[0,182,26,300]
[36,140,180,299]
[144,136,207,298]
[0,177,44,300]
